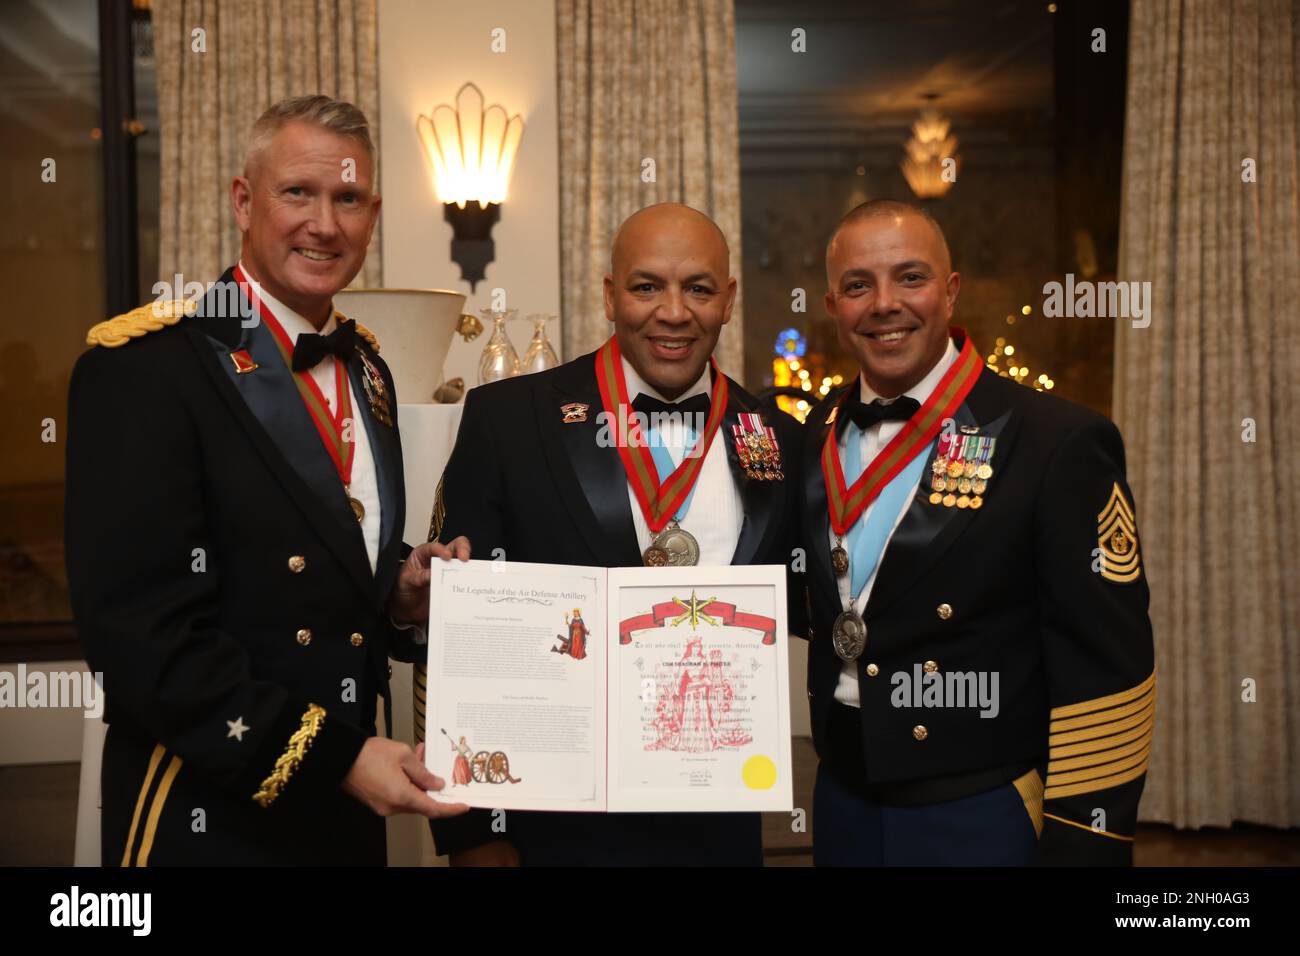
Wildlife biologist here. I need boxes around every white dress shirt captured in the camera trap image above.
[621,357,744,566]
[830,339,958,707]
[240,263,382,573]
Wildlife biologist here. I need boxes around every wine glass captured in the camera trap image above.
[477,308,520,384]
[521,313,560,374]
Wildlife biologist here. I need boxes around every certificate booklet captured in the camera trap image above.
[424,560,792,813]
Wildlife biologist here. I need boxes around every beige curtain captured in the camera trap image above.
[1116,0,1300,828]
[556,0,744,377]
[152,0,382,289]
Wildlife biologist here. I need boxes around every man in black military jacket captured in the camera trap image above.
[429,203,800,866]
[801,200,1154,866]
[65,96,467,866]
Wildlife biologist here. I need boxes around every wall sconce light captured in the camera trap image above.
[417,83,524,292]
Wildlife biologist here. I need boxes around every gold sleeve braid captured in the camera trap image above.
[252,703,326,808]
[86,299,196,348]
[1044,671,1155,800]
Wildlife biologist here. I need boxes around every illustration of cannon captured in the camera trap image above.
[470,750,522,785]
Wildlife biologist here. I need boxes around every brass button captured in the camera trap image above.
[923,660,939,674]
[287,555,306,573]
[865,663,879,677]
[295,628,312,646]
[913,724,929,741]
[387,664,393,679]
[350,632,364,647]
[937,603,953,620]
[807,690,814,698]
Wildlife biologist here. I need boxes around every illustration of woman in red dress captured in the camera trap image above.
[450,735,472,786]
[552,608,590,660]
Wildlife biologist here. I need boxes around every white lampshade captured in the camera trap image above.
[335,288,468,404]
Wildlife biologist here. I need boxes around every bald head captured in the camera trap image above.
[611,202,730,274]
[826,199,951,285]
[822,198,960,398]
[603,202,737,400]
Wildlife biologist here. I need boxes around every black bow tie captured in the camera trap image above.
[292,319,356,372]
[840,394,921,433]
[631,392,711,422]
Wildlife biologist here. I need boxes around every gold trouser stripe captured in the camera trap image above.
[135,755,182,867]
[1048,731,1152,774]
[1042,811,1135,842]
[1050,713,1154,759]
[120,744,166,867]
[1046,742,1150,788]
[1050,671,1156,721]
[1050,697,1156,746]
[1012,768,1044,838]
[1043,757,1149,800]
[1050,683,1155,733]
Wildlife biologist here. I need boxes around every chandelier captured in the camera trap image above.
[901,108,960,200]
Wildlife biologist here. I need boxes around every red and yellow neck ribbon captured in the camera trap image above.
[594,335,729,534]
[234,263,355,490]
[822,329,982,535]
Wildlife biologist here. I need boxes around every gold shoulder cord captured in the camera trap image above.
[252,703,326,808]
[351,317,381,353]
[86,299,195,348]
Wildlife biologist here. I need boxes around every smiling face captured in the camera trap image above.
[603,204,737,400]
[231,121,380,327]
[824,209,960,397]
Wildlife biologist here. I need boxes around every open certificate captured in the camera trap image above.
[424,560,792,813]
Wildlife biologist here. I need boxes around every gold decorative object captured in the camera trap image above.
[433,377,466,404]
[457,312,483,342]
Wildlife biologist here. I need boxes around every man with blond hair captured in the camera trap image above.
[66,95,469,865]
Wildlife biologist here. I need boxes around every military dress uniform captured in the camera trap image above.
[65,265,419,866]
[800,330,1154,866]
[425,339,801,866]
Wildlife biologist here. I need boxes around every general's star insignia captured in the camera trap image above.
[226,717,250,741]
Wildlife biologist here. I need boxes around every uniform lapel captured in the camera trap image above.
[184,269,377,602]
[805,387,847,610]
[535,353,642,566]
[347,346,405,599]
[724,382,785,567]
[865,372,1021,619]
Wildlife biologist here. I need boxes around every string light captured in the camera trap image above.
[987,336,1054,391]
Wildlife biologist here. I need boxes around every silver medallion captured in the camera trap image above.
[643,520,700,567]
[832,609,868,662]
